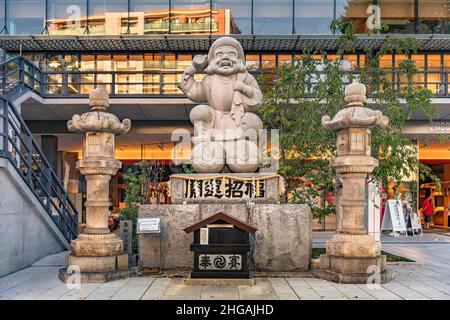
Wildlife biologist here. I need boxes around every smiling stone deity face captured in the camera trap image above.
[212,46,241,76]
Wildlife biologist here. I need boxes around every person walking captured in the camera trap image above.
[422,191,433,229]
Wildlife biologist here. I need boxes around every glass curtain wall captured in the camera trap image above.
[378,0,415,33]
[253,0,293,34]
[171,0,212,34]
[7,0,46,34]
[0,0,5,33]
[294,0,335,34]
[418,0,450,33]
[89,0,128,34]
[336,0,372,34]
[212,0,252,34]
[0,1,449,35]
[47,0,88,35]
[131,0,168,34]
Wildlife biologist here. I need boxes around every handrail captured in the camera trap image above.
[0,96,78,241]
[2,55,449,98]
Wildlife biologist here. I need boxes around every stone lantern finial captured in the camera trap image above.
[344,80,366,107]
[89,87,110,111]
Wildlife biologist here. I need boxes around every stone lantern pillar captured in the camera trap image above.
[59,88,131,283]
[313,81,394,284]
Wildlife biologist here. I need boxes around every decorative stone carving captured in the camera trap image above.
[313,81,395,284]
[322,82,388,131]
[67,89,131,134]
[59,88,132,283]
[178,36,263,173]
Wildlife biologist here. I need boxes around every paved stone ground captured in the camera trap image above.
[1,232,450,300]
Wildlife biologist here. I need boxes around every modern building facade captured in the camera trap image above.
[0,1,449,227]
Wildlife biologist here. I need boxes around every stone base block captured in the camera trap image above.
[185,276,255,286]
[138,203,312,272]
[67,253,128,273]
[313,254,395,284]
[71,233,124,257]
[319,254,387,274]
[68,255,116,273]
[312,268,396,284]
[326,234,381,258]
[58,267,132,283]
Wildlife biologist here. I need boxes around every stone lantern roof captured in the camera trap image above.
[67,88,131,134]
[321,81,389,131]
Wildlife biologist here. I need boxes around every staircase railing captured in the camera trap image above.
[0,96,78,242]
[0,55,42,97]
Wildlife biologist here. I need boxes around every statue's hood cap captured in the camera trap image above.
[208,36,245,63]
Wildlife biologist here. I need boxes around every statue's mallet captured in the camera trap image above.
[192,54,208,72]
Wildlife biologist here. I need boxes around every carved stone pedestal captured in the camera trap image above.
[59,234,131,283]
[59,88,132,283]
[313,234,395,284]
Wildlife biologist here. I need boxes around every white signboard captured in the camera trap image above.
[137,217,160,234]
[381,200,408,237]
[200,228,209,245]
[408,209,423,236]
[410,211,422,230]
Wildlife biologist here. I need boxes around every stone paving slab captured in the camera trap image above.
[141,278,171,300]
[201,286,239,300]
[1,240,450,300]
[268,278,299,300]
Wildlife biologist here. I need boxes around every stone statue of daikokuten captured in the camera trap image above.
[178,36,263,173]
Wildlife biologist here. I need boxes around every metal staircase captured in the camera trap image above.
[0,56,78,242]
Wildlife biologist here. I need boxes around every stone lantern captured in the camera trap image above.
[59,88,131,283]
[313,81,394,284]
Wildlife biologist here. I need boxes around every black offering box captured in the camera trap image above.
[183,213,257,279]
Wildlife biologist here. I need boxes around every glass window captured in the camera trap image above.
[0,0,5,32]
[336,0,372,34]
[163,53,177,70]
[261,55,276,72]
[444,54,450,71]
[343,54,358,70]
[89,0,128,35]
[48,0,88,35]
[412,54,426,70]
[427,54,442,71]
[394,54,408,68]
[378,0,415,33]
[7,0,45,34]
[379,54,393,69]
[278,55,293,69]
[253,0,293,34]
[212,0,252,34]
[426,54,443,94]
[80,54,96,71]
[294,0,334,34]
[171,0,211,34]
[246,55,260,71]
[144,53,162,70]
[131,1,169,35]
[418,0,450,34]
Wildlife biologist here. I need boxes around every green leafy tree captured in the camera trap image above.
[260,21,440,220]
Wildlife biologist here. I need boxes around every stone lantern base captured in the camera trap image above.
[59,234,132,283]
[312,234,395,284]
